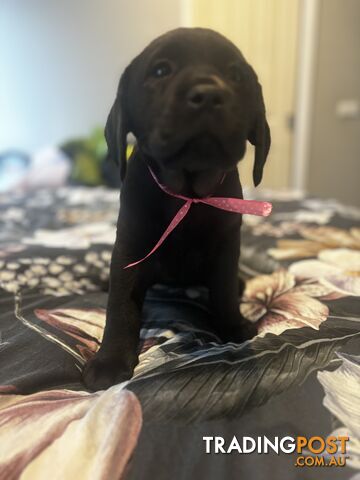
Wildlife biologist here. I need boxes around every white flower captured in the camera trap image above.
[240,270,329,336]
[27,278,40,288]
[59,272,74,282]
[33,258,50,265]
[30,265,47,276]
[17,274,28,285]
[3,282,19,293]
[19,258,33,265]
[44,288,70,297]
[85,252,99,264]
[289,248,360,296]
[73,264,87,274]
[94,260,105,269]
[0,271,15,281]
[318,354,360,469]
[56,256,75,265]
[101,250,112,262]
[6,263,20,270]
[48,263,64,275]
[43,277,61,288]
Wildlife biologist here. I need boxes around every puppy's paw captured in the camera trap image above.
[82,351,136,391]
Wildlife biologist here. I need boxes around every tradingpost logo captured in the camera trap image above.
[202,435,350,468]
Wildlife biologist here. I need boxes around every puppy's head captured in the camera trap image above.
[106,28,270,196]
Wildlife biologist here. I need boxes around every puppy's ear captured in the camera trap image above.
[248,86,271,187]
[104,69,130,182]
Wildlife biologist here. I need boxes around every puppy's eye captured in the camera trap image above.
[151,61,172,78]
[229,64,244,83]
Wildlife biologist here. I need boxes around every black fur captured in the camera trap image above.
[83,28,270,390]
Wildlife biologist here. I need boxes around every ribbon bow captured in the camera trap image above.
[124,167,272,269]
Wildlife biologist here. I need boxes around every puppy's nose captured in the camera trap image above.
[187,84,226,110]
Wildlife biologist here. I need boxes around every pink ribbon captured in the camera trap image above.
[124,167,272,269]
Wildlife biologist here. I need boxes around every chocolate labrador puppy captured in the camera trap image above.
[83,27,270,390]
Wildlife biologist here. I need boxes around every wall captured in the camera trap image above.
[190,0,300,190]
[0,0,181,153]
[307,0,360,206]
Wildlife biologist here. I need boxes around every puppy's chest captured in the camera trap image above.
[165,202,235,242]
[154,203,241,283]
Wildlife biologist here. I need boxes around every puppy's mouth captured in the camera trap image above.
[145,133,229,197]
[141,126,246,197]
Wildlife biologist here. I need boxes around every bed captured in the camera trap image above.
[0,185,359,479]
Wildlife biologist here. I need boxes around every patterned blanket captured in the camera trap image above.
[0,187,359,479]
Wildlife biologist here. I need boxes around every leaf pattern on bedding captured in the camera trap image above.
[34,307,104,361]
[126,302,360,421]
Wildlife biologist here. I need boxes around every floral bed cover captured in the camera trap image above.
[0,186,359,479]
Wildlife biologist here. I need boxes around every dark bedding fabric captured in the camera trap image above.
[0,186,359,478]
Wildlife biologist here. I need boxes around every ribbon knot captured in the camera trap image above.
[124,167,272,269]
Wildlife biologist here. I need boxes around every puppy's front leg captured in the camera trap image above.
[209,228,257,343]
[83,241,142,391]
